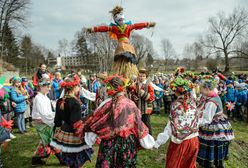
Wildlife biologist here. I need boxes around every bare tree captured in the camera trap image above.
[0,0,30,58]
[130,33,154,65]
[58,38,69,57]
[183,42,204,70]
[86,29,117,72]
[161,38,176,68]
[202,8,248,72]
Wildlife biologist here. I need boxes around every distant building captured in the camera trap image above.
[61,54,100,72]
[61,55,83,67]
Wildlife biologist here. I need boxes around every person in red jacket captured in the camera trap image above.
[129,68,155,135]
[33,63,53,88]
[87,6,155,78]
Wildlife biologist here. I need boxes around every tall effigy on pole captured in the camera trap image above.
[87,6,155,78]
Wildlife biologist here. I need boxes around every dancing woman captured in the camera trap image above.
[74,75,155,168]
[50,74,93,168]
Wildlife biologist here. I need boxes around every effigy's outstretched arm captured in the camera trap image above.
[131,22,156,30]
[87,25,112,33]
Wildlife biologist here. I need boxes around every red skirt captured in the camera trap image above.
[166,137,199,168]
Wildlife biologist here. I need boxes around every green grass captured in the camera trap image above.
[2,114,248,168]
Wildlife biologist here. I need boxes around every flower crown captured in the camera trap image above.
[174,67,185,77]
[180,71,196,79]
[199,75,217,90]
[60,75,80,88]
[104,75,129,96]
[170,77,194,94]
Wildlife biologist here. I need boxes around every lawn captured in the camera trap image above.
[2,113,248,168]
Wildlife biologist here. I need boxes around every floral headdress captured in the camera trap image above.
[174,67,185,77]
[60,74,80,88]
[170,77,194,94]
[104,75,129,96]
[170,77,194,111]
[199,75,217,90]
[180,71,196,80]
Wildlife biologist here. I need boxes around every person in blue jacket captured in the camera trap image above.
[89,74,101,93]
[236,83,247,121]
[10,76,28,133]
[88,74,101,113]
[225,80,237,120]
[153,78,164,114]
[52,72,63,100]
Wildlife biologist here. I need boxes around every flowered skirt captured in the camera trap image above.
[33,123,60,158]
[197,138,230,168]
[96,135,139,168]
[50,129,93,167]
[166,137,199,168]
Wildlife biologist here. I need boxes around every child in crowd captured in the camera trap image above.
[225,80,237,120]
[236,83,247,121]
[153,78,163,114]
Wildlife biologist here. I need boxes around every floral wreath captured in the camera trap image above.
[170,77,194,94]
[199,75,217,90]
[180,71,196,79]
[104,75,129,96]
[60,75,80,88]
[174,67,185,77]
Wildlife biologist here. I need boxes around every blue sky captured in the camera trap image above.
[27,0,248,57]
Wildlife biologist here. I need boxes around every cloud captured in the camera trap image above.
[27,0,248,57]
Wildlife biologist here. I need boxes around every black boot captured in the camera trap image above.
[31,157,45,166]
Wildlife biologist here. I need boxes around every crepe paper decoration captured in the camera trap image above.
[226,102,235,111]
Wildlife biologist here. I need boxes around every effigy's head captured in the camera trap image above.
[110,6,125,25]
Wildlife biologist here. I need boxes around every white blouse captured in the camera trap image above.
[198,101,217,126]
[32,92,55,126]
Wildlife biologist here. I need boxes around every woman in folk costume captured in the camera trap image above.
[86,6,156,78]
[197,78,234,168]
[31,79,63,166]
[50,74,93,168]
[74,75,155,168]
[154,77,199,168]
